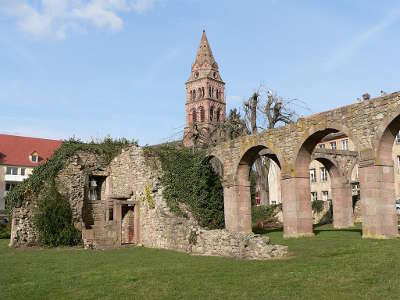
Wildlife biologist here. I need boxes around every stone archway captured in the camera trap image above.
[205,155,224,179]
[362,114,400,238]
[314,156,354,229]
[226,145,281,233]
[288,127,358,237]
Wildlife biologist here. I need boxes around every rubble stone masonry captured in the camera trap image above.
[9,145,287,260]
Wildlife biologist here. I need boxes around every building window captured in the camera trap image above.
[396,132,400,144]
[88,176,105,201]
[5,182,17,192]
[6,167,18,175]
[342,139,349,150]
[330,142,337,150]
[398,156,400,174]
[202,87,205,98]
[216,90,219,99]
[311,192,318,201]
[216,109,221,122]
[310,168,317,183]
[109,208,114,221]
[208,87,212,98]
[322,191,329,201]
[200,107,205,122]
[319,143,325,149]
[210,106,214,121]
[352,183,360,195]
[271,200,277,205]
[321,167,328,182]
[30,152,39,163]
[192,109,197,123]
[21,168,26,176]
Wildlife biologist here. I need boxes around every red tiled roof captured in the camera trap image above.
[0,134,62,167]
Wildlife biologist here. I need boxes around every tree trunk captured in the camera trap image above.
[254,156,270,205]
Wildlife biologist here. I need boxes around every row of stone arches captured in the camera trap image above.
[209,113,400,238]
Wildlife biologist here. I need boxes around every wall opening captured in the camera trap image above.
[121,204,135,244]
[234,145,281,233]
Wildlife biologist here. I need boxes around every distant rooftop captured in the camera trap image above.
[0,134,62,167]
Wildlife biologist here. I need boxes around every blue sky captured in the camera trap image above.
[0,0,399,145]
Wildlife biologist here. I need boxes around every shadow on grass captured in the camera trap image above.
[313,223,362,236]
[253,227,283,235]
[253,223,363,236]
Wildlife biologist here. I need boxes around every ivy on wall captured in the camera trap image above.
[144,144,224,229]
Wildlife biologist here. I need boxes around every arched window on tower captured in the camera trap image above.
[208,87,212,98]
[216,90,219,99]
[210,106,214,121]
[202,87,205,98]
[193,90,196,99]
[190,90,193,100]
[216,108,221,122]
[212,87,214,98]
[200,106,205,122]
[192,109,197,123]
[198,88,202,99]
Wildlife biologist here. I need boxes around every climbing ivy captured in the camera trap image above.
[143,183,155,209]
[144,144,224,229]
[5,137,136,214]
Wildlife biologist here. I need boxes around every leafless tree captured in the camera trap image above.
[187,108,249,149]
[243,86,308,205]
[185,86,306,205]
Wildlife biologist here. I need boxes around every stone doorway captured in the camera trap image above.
[121,205,135,244]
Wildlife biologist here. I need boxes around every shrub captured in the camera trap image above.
[0,224,10,239]
[251,204,279,227]
[145,144,224,229]
[312,200,325,213]
[34,183,81,247]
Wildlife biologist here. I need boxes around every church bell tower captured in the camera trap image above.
[183,30,226,147]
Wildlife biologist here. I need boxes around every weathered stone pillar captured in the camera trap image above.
[236,180,252,233]
[223,177,252,233]
[281,176,314,238]
[360,164,398,239]
[331,176,354,228]
[223,178,236,232]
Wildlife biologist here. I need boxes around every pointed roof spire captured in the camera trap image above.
[193,30,217,68]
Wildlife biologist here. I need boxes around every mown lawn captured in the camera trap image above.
[1,224,399,300]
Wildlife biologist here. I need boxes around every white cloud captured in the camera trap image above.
[1,0,155,39]
[324,9,400,71]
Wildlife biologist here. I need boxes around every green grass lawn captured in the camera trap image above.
[1,224,399,300]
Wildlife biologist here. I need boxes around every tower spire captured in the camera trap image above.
[193,30,217,68]
[183,30,226,147]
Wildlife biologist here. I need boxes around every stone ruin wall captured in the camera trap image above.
[9,151,105,247]
[9,145,288,260]
[108,146,287,259]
